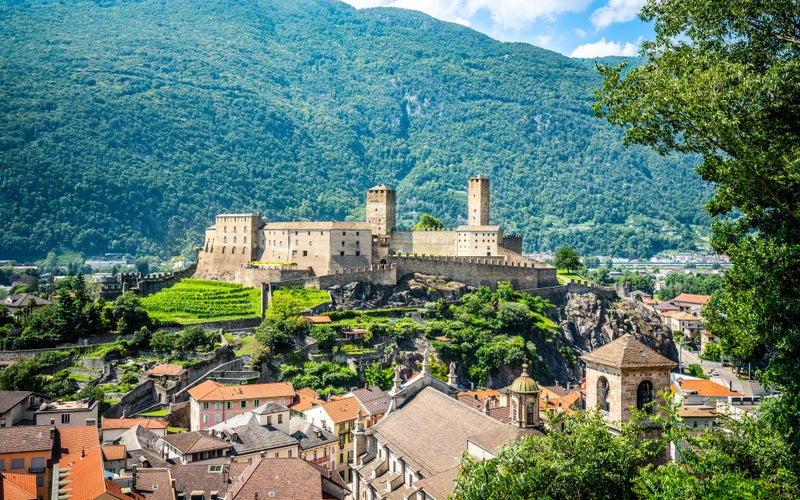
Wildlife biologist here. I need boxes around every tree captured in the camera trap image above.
[595,1,800,452]
[413,213,444,231]
[618,273,656,296]
[452,410,659,500]
[110,292,151,334]
[553,246,582,273]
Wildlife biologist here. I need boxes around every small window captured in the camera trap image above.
[37,475,44,487]
[340,251,345,256]
[240,401,247,408]
[233,236,237,243]
[203,414,209,423]
[215,402,221,410]
[203,402,210,409]
[0,459,5,470]
[226,402,232,410]
[215,414,221,423]
[61,414,71,424]
[288,450,293,458]
[278,414,283,424]
[342,241,345,246]
[302,250,308,257]
[208,464,223,473]
[355,251,361,256]
[274,452,279,458]
[253,400,260,407]
[11,458,24,469]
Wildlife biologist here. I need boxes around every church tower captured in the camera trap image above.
[581,334,676,429]
[366,184,396,236]
[468,175,490,226]
[507,361,541,428]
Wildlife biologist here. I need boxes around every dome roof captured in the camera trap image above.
[509,363,539,394]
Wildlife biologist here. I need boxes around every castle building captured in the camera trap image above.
[195,176,555,290]
[581,334,676,429]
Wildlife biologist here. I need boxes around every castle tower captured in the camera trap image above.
[468,175,490,226]
[507,361,541,428]
[366,184,396,236]
[581,334,676,429]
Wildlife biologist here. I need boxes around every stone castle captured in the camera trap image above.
[195,176,558,291]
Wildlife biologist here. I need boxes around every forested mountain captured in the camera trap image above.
[0,0,712,261]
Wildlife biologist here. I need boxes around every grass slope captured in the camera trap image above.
[141,278,261,324]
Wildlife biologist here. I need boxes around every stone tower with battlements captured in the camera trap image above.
[366,184,396,236]
[468,175,490,226]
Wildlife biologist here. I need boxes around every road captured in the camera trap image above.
[675,341,765,397]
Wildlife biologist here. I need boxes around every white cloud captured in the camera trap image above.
[340,0,593,33]
[590,0,645,30]
[569,38,638,58]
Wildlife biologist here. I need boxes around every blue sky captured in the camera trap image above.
[341,0,653,58]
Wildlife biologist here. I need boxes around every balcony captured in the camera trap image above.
[29,467,46,474]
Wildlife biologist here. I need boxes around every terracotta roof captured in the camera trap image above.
[102,417,169,430]
[289,389,325,413]
[0,471,37,500]
[673,293,711,305]
[3,293,51,308]
[58,446,137,500]
[145,364,187,377]
[228,457,349,499]
[0,391,34,414]
[349,386,391,416]
[162,431,231,454]
[188,380,295,402]
[102,444,127,461]
[580,334,676,369]
[56,425,100,459]
[672,312,701,321]
[659,310,678,318]
[170,461,250,499]
[296,387,320,399]
[317,397,364,424]
[0,425,53,454]
[656,302,680,311]
[678,404,718,418]
[674,379,743,397]
[305,316,332,324]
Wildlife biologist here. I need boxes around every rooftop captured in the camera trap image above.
[102,417,169,430]
[0,425,54,454]
[188,380,295,402]
[672,293,711,305]
[145,364,188,377]
[580,334,676,370]
[348,386,391,416]
[315,397,364,424]
[161,431,232,455]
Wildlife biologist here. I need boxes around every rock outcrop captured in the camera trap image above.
[327,273,474,310]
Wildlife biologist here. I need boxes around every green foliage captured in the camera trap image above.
[453,410,658,500]
[596,0,800,453]
[553,246,583,273]
[280,360,357,397]
[497,301,531,333]
[413,213,444,231]
[618,273,656,296]
[685,363,708,379]
[141,279,260,323]
[0,0,710,262]
[699,342,722,361]
[364,362,394,391]
[110,293,151,334]
[658,273,724,301]
[309,325,337,351]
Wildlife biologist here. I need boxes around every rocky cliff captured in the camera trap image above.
[326,275,677,388]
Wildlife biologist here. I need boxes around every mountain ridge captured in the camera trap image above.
[0,0,712,260]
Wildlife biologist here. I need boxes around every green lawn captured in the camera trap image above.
[142,278,261,324]
[556,270,584,284]
[233,335,262,357]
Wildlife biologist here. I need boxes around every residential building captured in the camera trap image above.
[131,467,174,500]
[159,431,232,464]
[0,391,47,427]
[101,444,127,476]
[208,412,299,461]
[289,419,339,471]
[144,364,189,387]
[34,398,98,428]
[0,425,53,499]
[188,380,295,431]
[303,397,364,482]
[671,293,711,313]
[343,386,390,427]
[224,457,350,500]
[102,418,169,443]
[0,471,38,500]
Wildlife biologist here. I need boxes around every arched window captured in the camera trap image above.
[597,377,610,412]
[526,402,536,425]
[637,380,655,413]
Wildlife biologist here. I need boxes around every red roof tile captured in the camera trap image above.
[188,380,295,402]
[0,472,37,500]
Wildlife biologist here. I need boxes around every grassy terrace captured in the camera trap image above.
[141,278,261,324]
[273,287,330,309]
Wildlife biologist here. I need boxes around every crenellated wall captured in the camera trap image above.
[392,255,558,291]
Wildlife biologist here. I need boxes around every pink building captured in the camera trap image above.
[188,380,295,431]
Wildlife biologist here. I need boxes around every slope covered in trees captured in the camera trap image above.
[0,0,711,260]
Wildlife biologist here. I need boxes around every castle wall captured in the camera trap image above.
[392,255,557,291]
[318,264,397,288]
[501,235,523,254]
[456,226,501,256]
[390,230,458,256]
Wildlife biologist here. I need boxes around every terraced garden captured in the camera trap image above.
[141,278,261,324]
